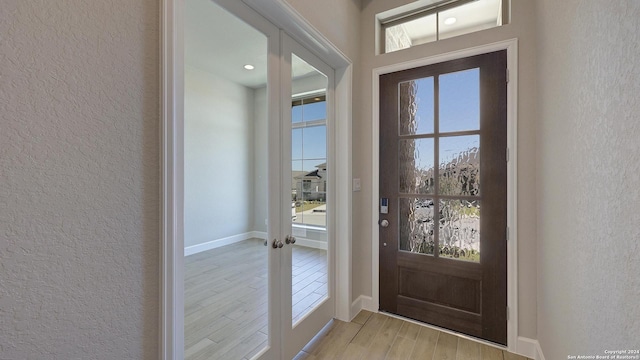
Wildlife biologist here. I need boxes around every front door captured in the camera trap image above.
[379,51,508,345]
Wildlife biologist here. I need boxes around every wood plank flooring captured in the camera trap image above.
[185,239,530,360]
[295,311,533,360]
[184,238,328,360]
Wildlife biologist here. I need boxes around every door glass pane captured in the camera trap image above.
[439,200,480,262]
[399,138,435,194]
[439,68,480,133]
[183,0,269,358]
[399,77,434,135]
[399,198,435,254]
[439,135,480,196]
[301,126,327,159]
[291,54,328,326]
[302,100,327,122]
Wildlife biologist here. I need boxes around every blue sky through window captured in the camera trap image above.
[409,67,480,170]
[292,100,327,172]
[291,68,479,174]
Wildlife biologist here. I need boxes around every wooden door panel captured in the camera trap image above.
[398,267,481,313]
[397,296,482,337]
[379,50,507,345]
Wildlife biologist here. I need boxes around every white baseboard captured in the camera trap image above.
[251,231,267,240]
[517,337,545,360]
[536,340,546,360]
[184,231,267,256]
[360,295,375,312]
[294,238,327,250]
[350,295,375,320]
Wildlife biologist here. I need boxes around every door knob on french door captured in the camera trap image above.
[379,219,389,228]
[272,239,283,249]
[285,235,296,245]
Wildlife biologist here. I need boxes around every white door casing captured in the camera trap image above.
[160,0,353,359]
[371,39,519,352]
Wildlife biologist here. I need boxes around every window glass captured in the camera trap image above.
[381,0,504,54]
[291,96,327,228]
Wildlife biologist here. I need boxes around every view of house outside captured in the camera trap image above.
[292,95,327,228]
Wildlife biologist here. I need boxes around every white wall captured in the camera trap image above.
[293,73,327,95]
[536,1,640,358]
[184,66,256,248]
[0,0,159,358]
[284,0,362,64]
[253,86,269,233]
[357,0,539,339]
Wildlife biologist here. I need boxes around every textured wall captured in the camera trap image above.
[536,1,640,357]
[0,0,159,358]
[357,0,539,338]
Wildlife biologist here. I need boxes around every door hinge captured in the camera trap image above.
[507,306,510,320]
[506,147,510,162]
[506,68,510,83]
[506,226,510,241]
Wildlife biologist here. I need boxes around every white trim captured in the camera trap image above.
[517,337,546,360]
[281,32,337,359]
[371,38,519,350]
[350,295,376,320]
[162,0,353,357]
[183,232,268,256]
[252,231,268,240]
[294,238,328,250]
[243,0,351,69]
[160,0,184,358]
[536,340,546,360]
[243,0,353,324]
[334,63,353,323]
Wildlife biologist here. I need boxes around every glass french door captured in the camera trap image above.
[182,2,334,360]
[280,33,335,360]
[182,1,281,359]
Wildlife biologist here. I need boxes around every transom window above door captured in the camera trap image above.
[377,0,510,54]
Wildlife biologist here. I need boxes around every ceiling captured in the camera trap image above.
[185,0,319,89]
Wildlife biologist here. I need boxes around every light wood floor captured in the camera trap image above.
[184,238,327,360]
[185,239,530,360]
[295,311,532,360]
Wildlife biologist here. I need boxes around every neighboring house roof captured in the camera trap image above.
[299,169,323,179]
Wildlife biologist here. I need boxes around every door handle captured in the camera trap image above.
[272,239,284,249]
[285,235,296,245]
[379,219,389,228]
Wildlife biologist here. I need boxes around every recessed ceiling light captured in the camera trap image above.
[243,64,255,70]
[444,17,457,25]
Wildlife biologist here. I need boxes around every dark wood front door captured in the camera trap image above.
[379,50,508,345]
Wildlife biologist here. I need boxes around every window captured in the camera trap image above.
[379,0,509,54]
[292,94,327,228]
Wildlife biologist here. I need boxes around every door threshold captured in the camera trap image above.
[378,310,508,351]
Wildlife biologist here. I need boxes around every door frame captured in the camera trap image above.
[160,0,353,359]
[371,39,519,352]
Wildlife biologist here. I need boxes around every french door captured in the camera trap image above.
[182,1,335,359]
[379,51,508,345]
[280,32,335,360]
